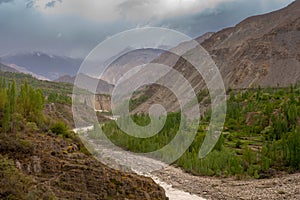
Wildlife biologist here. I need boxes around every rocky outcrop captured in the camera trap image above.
[0,132,167,199]
[95,95,111,112]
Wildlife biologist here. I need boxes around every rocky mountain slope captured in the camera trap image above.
[202,0,300,88]
[0,62,18,73]
[0,70,167,199]
[54,75,75,84]
[55,73,114,95]
[134,0,300,113]
[0,130,167,199]
[0,61,50,80]
[101,48,164,85]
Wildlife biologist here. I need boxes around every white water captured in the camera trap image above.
[74,127,205,200]
[73,126,94,133]
[141,173,205,200]
[153,178,204,200]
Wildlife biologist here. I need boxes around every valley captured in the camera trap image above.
[0,1,299,199]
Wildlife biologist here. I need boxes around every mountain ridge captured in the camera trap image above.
[133,0,300,113]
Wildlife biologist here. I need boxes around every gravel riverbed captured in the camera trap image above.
[153,166,300,200]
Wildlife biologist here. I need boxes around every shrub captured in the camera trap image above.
[25,122,38,133]
[0,156,35,199]
[50,121,68,137]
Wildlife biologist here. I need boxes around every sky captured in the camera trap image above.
[0,0,295,58]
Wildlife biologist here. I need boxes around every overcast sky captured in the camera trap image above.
[0,0,295,58]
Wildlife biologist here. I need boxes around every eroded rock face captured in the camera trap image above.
[1,132,167,200]
[95,95,111,112]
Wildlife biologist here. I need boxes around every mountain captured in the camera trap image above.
[133,0,300,113]
[195,32,214,43]
[54,75,75,84]
[55,73,114,95]
[201,0,300,88]
[1,62,49,80]
[0,62,18,73]
[101,48,165,85]
[1,51,82,80]
[5,63,50,80]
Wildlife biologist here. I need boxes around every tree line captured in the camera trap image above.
[0,78,44,134]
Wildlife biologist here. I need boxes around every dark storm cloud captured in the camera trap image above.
[0,0,295,58]
[45,1,55,8]
[26,1,34,8]
[45,0,62,8]
[0,0,132,58]
[155,0,296,38]
[0,0,13,4]
[117,0,151,14]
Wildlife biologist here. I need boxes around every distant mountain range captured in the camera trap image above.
[0,51,82,80]
[0,61,114,95]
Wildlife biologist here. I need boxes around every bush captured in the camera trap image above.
[25,122,38,133]
[50,121,68,137]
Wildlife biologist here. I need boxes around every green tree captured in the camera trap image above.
[50,121,68,137]
[2,101,11,133]
[9,80,16,114]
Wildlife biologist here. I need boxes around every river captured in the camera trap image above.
[73,127,205,200]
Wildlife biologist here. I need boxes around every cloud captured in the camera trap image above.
[0,0,295,58]
[32,0,295,23]
[32,0,123,22]
[117,0,237,22]
[26,1,34,8]
[44,0,61,8]
[32,0,239,22]
[45,1,55,8]
[0,0,14,4]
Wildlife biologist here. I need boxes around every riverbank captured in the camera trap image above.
[153,166,300,200]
